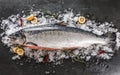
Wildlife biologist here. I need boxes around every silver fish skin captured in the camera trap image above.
[9,25,111,49]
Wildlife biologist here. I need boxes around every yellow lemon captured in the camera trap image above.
[31,17,38,24]
[27,15,35,21]
[78,16,86,24]
[16,48,24,56]
[13,47,19,53]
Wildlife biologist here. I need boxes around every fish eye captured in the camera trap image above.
[9,36,17,40]
[14,33,20,37]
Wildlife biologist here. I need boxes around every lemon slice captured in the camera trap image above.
[16,48,24,56]
[31,17,38,24]
[78,16,86,24]
[27,14,38,24]
[27,15,34,21]
[13,47,19,53]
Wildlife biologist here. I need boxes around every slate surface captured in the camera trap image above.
[0,0,120,75]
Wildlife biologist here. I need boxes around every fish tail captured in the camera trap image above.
[105,32,116,49]
[108,32,116,42]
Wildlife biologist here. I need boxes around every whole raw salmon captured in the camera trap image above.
[8,25,114,50]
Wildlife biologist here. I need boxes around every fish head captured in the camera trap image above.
[8,32,26,45]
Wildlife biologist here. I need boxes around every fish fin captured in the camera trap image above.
[107,32,116,42]
[105,32,116,49]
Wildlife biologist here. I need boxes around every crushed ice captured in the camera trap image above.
[1,10,120,63]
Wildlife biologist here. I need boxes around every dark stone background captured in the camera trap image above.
[0,0,120,75]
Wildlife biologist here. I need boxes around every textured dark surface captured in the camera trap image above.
[0,0,120,75]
